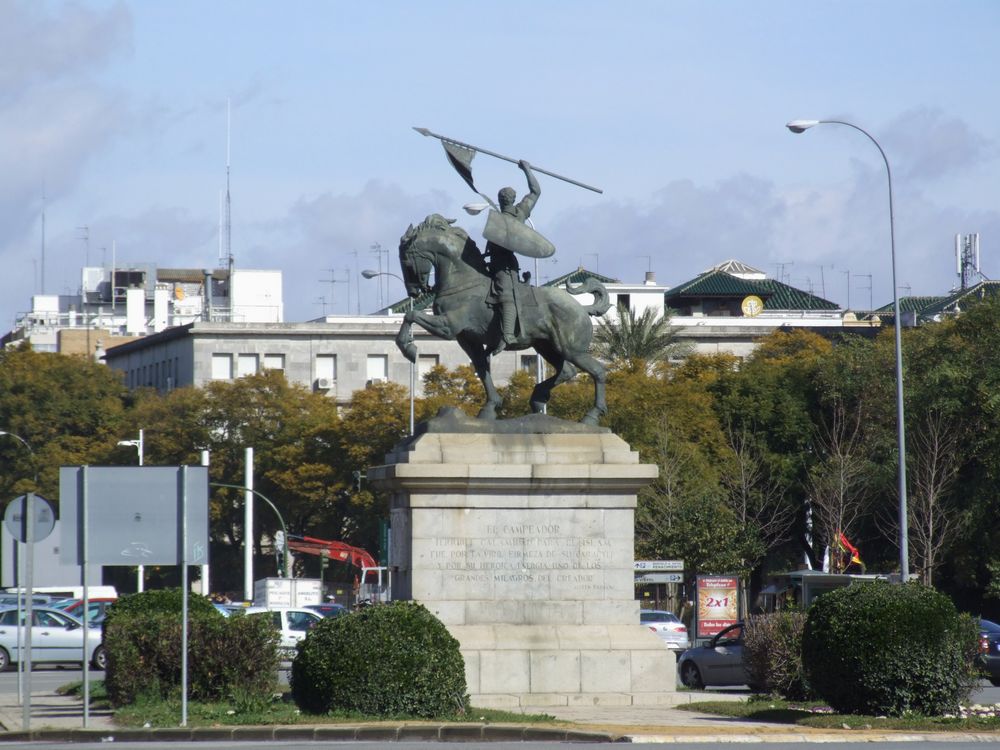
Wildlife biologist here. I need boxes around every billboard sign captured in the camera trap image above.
[60,466,209,566]
[696,575,739,638]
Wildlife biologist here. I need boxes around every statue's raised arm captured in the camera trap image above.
[515,160,540,219]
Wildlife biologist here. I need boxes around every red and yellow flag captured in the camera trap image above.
[837,531,864,571]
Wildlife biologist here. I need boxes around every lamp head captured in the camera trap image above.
[786,119,820,134]
[361,269,379,279]
[463,202,489,215]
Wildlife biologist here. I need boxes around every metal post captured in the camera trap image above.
[362,269,415,434]
[23,492,33,732]
[244,447,254,601]
[180,467,188,727]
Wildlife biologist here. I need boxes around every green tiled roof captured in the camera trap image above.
[912,281,1000,318]
[542,267,619,287]
[665,270,838,311]
[872,296,947,315]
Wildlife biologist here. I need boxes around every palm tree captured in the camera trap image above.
[592,306,690,367]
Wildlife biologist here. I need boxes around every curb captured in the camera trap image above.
[0,723,626,743]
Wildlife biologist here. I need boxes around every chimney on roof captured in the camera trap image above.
[644,271,656,285]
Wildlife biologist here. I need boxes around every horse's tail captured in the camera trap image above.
[566,278,612,317]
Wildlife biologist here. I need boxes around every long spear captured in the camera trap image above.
[413,126,603,194]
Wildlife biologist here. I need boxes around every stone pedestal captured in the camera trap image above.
[368,414,676,708]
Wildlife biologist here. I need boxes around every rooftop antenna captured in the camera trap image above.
[774,261,793,284]
[78,226,90,267]
[40,187,46,294]
[225,99,234,320]
[323,269,350,314]
[956,233,982,290]
[350,250,361,314]
[857,273,872,310]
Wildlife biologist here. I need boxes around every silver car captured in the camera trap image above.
[640,609,690,652]
[677,621,760,690]
[0,606,106,671]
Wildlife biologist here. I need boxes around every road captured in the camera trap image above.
[1,666,997,702]
[13,743,1000,750]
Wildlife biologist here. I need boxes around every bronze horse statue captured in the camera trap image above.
[396,214,611,424]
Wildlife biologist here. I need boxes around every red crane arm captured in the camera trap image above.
[286,535,378,571]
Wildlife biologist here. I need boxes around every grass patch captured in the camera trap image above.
[677,698,1000,732]
[60,681,554,729]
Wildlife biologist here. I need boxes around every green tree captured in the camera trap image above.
[0,345,129,505]
[418,364,484,419]
[592,307,690,369]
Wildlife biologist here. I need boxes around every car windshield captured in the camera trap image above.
[640,611,679,623]
[981,619,1000,633]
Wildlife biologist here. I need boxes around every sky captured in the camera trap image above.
[2,0,998,328]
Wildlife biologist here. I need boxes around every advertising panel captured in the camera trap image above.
[696,575,739,638]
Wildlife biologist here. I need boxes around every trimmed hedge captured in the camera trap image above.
[291,601,469,717]
[744,611,814,700]
[802,581,978,716]
[103,589,279,707]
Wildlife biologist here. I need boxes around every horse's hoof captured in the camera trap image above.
[581,411,602,426]
[477,405,498,420]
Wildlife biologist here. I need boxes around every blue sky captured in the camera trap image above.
[2,0,998,325]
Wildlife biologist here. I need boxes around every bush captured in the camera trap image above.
[802,581,978,716]
[744,611,814,700]
[103,589,279,707]
[291,601,469,717]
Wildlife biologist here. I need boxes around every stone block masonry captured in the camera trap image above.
[368,416,676,708]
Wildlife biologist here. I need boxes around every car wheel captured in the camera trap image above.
[680,661,704,690]
[0,648,8,672]
[91,645,108,671]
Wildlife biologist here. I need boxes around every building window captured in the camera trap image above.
[616,293,631,312]
[211,354,233,380]
[237,353,259,378]
[263,354,285,371]
[520,354,540,372]
[417,354,439,381]
[366,354,388,382]
[316,354,337,381]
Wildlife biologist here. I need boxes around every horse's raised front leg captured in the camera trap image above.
[458,337,502,420]
[397,309,454,363]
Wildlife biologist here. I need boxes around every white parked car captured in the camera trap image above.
[242,607,323,657]
[640,609,690,652]
[0,606,106,671]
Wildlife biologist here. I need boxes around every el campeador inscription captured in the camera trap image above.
[427,523,616,589]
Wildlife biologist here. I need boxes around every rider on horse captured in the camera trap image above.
[486,160,540,356]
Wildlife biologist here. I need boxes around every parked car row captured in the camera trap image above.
[0,606,106,671]
[978,618,1000,686]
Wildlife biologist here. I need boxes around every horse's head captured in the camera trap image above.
[398,214,469,296]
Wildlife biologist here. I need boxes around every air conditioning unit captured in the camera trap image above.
[314,377,333,391]
[366,377,388,387]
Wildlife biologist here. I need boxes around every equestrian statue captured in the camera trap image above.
[395,129,610,425]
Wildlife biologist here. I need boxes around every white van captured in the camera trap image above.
[5,586,118,601]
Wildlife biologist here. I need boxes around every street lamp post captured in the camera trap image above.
[786,118,909,581]
[210,482,292,579]
[362,269,416,436]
